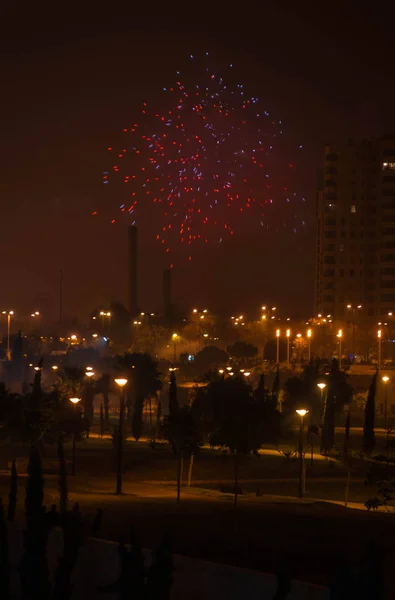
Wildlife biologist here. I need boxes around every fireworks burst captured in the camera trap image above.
[99,52,305,264]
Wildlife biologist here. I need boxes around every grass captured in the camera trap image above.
[2,428,395,586]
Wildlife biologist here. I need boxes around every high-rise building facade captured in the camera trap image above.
[316,136,395,323]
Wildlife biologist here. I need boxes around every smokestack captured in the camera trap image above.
[128,225,138,317]
[163,268,172,322]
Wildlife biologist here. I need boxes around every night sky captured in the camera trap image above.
[2,4,395,323]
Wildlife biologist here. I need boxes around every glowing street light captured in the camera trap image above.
[337,329,343,370]
[85,370,95,378]
[296,408,309,498]
[378,329,382,373]
[307,329,312,361]
[114,377,128,495]
[69,396,81,476]
[286,329,291,367]
[276,329,280,364]
[172,333,179,363]
[2,310,14,361]
[317,382,326,413]
[382,375,390,420]
[52,365,58,371]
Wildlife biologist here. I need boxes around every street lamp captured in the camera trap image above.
[85,370,95,378]
[69,397,81,476]
[346,304,363,363]
[307,329,312,362]
[286,329,291,367]
[378,329,382,373]
[114,378,128,495]
[2,310,14,361]
[296,409,309,498]
[276,329,281,364]
[382,375,390,421]
[337,329,343,370]
[172,333,179,363]
[52,365,58,371]
[317,382,326,420]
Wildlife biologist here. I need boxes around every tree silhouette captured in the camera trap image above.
[193,346,229,373]
[20,449,50,600]
[116,353,162,436]
[363,372,377,456]
[194,376,280,507]
[0,500,10,599]
[7,458,17,522]
[226,341,258,360]
[168,371,179,418]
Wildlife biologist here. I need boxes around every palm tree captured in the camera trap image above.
[115,353,162,439]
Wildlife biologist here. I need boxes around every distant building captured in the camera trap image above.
[316,136,395,323]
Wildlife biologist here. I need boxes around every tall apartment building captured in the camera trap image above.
[316,136,395,323]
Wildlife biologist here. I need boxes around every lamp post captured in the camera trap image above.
[69,397,81,476]
[337,329,343,370]
[276,329,280,364]
[317,382,327,422]
[2,310,14,360]
[378,329,382,374]
[286,329,291,368]
[114,378,128,495]
[172,333,179,364]
[346,304,362,363]
[382,375,390,421]
[296,409,309,498]
[307,329,312,362]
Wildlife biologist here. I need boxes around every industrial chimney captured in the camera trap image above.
[163,268,172,322]
[128,225,138,317]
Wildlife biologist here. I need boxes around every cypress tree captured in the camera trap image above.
[100,403,105,438]
[321,360,338,453]
[272,366,280,398]
[363,372,377,456]
[58,436,68,515]
[0,499,10,599]
[168,371,178,418]
[20,449,50,600]
[7,459,17,522]
[255,374,265,402]
[25,449,43,526]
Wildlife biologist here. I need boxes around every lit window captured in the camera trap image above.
[351,205,356,213]
[382,162,395,170]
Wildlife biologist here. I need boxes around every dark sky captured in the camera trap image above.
[2,3,395,323]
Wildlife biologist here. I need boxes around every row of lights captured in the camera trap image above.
[70,376,128,405]
[218,367,251,378]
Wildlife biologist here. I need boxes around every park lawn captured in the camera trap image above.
[1,472,395,588]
